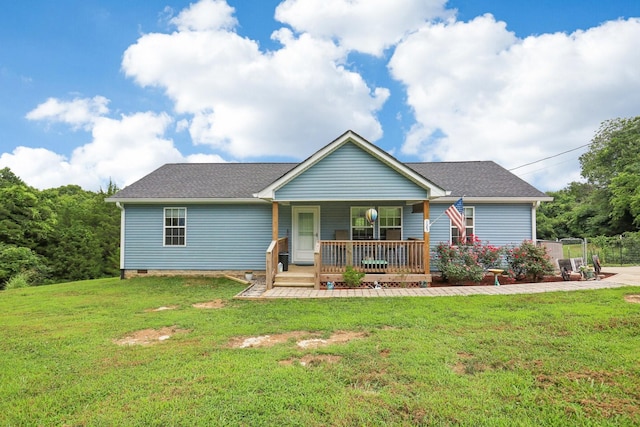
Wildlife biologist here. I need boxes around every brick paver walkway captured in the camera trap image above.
[235,268,639,299]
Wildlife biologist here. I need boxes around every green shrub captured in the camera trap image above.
[506,240,554,282]
[4,271,34,290]
[440,260,485,284]
[0,244,47,290]
[435,241,483,284]
[342,265,365,288]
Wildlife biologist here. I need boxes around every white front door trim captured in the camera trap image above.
[292,205,320,264]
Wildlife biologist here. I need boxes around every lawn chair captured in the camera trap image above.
[592,255,601,277]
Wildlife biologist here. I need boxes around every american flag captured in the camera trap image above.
[445,197,466,242]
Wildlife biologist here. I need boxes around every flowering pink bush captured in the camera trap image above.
[471,238,503,270]
[435,236,505,283]
[505,240,554,282]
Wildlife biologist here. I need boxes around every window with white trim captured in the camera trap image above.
[451,206,474,244]
[350,206,402,240]
[351,207,373,240]
[378,206,402,240]
[164,208,186,246]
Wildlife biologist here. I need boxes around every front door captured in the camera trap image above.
[292,206,320,264]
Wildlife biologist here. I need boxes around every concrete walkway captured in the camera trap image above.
[599,266,640,286]
[235,267,640,299]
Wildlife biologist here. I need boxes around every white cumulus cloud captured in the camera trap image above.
[122,0,389,159]
[170,0,237,31]
[25,95,110,130]
[389,15,640,190]
[0,147,74,190]
[3,97,225,189]
[275,0,451,56]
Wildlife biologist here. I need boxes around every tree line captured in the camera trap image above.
[0,168,120,289]
[537,116,640,240]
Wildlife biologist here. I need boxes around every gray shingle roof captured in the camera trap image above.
[406,161,549,198]
[109,160,548,201]
[110,163,296,199]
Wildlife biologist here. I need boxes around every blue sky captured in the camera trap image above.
[1,0,639,191]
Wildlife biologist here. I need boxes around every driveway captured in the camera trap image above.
[601,266,640,286]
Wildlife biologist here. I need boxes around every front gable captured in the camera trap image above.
[256,130,446,201]
[275,142,429,201]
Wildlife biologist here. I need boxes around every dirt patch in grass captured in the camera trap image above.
[624,294,640,304]
[452,361,489,375]
[593,316,640,331]
[228,331,312,348]
[113,326,190,346]
[228,330,367,349]
[297,331,368,349]
[452,362,466,375]
[565,370,620,386]
[535,374,557,389]
[452,353,474,375]
[535,369,639,419]
[451,352,492,375]
[192,299,225,309]
[279,354,342,366]
[536,369,622,389]
[578,397,640,419]
[145,305,179,312]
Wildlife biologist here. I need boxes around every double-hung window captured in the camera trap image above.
[351,207,373,240]
[451,206,474,244]
[164,208,186,246]
[350,206,402,240]
[378,206,402,240]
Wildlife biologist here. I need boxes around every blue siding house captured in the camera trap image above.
[107,130,551,287]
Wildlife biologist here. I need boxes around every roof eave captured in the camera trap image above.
[105,197,268,204]
[432,196,554,203]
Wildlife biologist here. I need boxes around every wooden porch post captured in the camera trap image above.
[266,202,279,291]
[272,202,278,240]
[423,200,430,273]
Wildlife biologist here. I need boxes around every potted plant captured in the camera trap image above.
[244,271,253,281]
[579,265,595,280]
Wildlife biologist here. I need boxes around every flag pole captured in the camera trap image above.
[429,210,448,227]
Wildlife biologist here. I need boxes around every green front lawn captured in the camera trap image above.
[1,277,639,425]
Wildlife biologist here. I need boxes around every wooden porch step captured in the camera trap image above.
[273,272,315,288]
[273,281,315,288]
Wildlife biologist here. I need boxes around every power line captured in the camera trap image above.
[514,158,578,177]
[508,142,592,171]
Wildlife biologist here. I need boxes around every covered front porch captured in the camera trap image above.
[254,131,449,289]
[265,200,433,290]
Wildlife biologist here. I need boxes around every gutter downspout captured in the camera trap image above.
[116,202,125,279]
[532,201,540,243]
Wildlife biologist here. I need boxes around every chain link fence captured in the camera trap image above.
[540,232,640,269]
[588,233,640,266]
